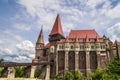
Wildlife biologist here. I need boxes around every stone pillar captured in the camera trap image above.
[30,66,36,78]
[45,64,50,80]
[107,51,110,62]
[65,51,69,73]
[7,67,15,78]
[97,51,101,68]
[56,52,58,75]
[75,51,79,71]
[86,51,90,77]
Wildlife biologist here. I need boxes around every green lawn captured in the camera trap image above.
[0,78,42,80]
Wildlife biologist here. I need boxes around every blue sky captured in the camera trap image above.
[0,0,120,62]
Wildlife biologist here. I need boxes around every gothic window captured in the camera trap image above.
[71,45,74,49]
[59,45,61,49]
[101,45,105,49]
[96,44,99,48]
[82,56,85,60]
[91,45,94,49]
[62,45,64,49]
[80,45,84,49]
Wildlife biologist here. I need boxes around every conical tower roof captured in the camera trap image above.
[49,14,64,37]
[36,26,44,44]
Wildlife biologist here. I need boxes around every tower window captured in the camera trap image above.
[37,56,40,59]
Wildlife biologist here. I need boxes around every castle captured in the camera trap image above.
[32,14,120,78]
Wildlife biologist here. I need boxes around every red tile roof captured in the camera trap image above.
[68,30,100,38]
[45,43,50,48]
[36,27,44,44]
[49,14,64,37]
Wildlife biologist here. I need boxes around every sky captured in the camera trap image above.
[0,0,120,62]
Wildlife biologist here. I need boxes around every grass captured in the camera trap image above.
[0,78,42,80]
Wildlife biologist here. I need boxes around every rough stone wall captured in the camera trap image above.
[58,51,65,74]
[90,51,97,71]
[68,51,75,72]
[79,51,86,75]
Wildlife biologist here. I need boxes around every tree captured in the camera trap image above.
[0,67,4,77]
[0,59,4,62]
[108,59,120,75]
[90,68,108,80]
[55,73,63,80]
[74,70,81,80]
[15,67,24,77]
[64,71,74,80]
[34,69,41,78]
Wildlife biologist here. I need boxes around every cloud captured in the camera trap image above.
[106,3,120,19]
[107,22,120,41]
[0,32,35,62]
[1,0,120,63]
[13,23,31,31]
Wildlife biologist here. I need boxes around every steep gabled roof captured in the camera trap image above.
[36,27,44,44]
[68,30,100,38]
[49,14,64,37]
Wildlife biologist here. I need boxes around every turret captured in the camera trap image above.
[35,26,45,59]
[49,14,65,42]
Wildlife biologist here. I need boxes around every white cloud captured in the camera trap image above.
[0,37,35,62]
[1,0,120,62]
[107,22,120,41]
[106,3,120,19]
[16,40,34,51]
[13,23,31,31]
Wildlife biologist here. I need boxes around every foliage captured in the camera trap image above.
[54,73,64,80]
[108,59,120,75]
[0,59,4,62]
[90,68,108,80]
[34,69,41,78]
[64,71,74,80]
[15,67,24,77]
[74,70,81,80]
[0,67,4,76]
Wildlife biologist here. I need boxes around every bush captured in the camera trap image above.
[34,69,41,78]
[55,73,63,80]
[90,68,108,80]
[0,67,4,76]
[74,70,81,80]
[64,71,74,80]
[15,67,24,77]
[108,59,120,75]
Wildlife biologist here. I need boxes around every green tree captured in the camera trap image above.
[64,71,74,80]
[90,68,108,80]
[0,67,4,77]
[34,69,41,78]
[15,67,24,77]
[0,59,4,63]
[74,70,81,80]
[55,73,63,80]
[108,59,120,75]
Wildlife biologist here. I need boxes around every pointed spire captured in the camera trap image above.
[49,14,64,37]
[36,26,44,45]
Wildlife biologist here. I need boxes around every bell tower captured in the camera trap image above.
[49,14,65,42]
[35,26,45,59]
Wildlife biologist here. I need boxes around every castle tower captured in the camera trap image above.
[48,14,65,77]
[35,26,45,59]
[49,14,65,42]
